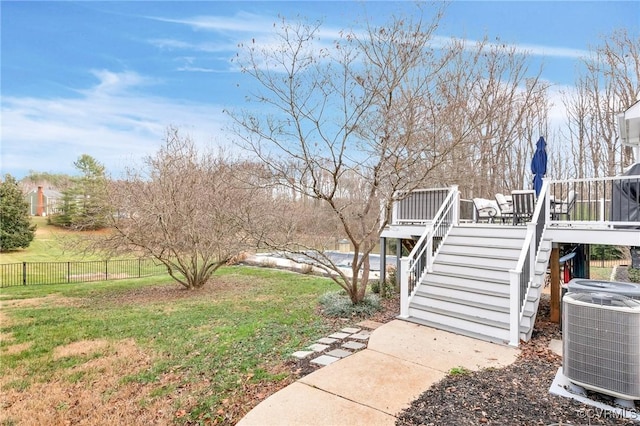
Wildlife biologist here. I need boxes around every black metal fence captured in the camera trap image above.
[0,258,167,288]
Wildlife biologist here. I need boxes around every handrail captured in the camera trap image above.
[400,185,459,318]
[508,180,549,346]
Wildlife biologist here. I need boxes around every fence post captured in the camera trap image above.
[138,258,141,278]
[22,262,27,286]
[105,260,108,280]
[68,261,71,283]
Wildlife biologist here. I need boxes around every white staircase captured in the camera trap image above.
[406,224,552,345]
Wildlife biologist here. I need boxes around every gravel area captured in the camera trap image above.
[396,292,640,426]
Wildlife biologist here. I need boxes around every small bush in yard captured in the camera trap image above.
[629,267,640,283]
[371,266,398,297]
[319,291,381,317]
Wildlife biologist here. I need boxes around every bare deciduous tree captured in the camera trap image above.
[436,37,549,198]
[96,128,254,290]
[229,7,470,304]
[563,29,640,177]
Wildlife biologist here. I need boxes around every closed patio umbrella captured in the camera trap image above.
[531,136,547,196]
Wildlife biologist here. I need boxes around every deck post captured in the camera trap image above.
[399,256,410,318]
[508,270,520,347]
[550,244,561,323]
[452,185,460,225]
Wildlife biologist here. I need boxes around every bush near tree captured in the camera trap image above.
[0,174,36,251]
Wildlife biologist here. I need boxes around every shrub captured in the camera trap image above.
[629,267,640,283]
[319,291,381,317]
[386,266,398,293]
[371,280,396,297]
[372,266,398,296]
[298,264,314,274]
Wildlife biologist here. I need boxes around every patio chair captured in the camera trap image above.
[495,193,513,223]
[511,190,536,225]
[472,198,500,223]
[551,189,576,220]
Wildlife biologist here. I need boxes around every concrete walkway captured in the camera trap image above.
[238,320,520,426]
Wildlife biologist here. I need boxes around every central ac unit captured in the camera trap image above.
[563,292,640,400]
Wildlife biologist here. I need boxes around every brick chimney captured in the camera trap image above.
[36,186,44,216]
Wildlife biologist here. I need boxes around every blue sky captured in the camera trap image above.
[2,1,638,179]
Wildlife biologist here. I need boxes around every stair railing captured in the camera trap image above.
[400,185,459,318]
[508,180,549,346]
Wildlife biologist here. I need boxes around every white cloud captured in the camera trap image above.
[89,69,153,94]
[149,38,237,54]
[147,12,275,34]
[1,70,231,179]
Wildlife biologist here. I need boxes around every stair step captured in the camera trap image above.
[535,264,548,275]
[439,245,522,259]
[436,253,517,269]
[407,307,512,345]
[412,291,509,318]
[431,262,511,281]
[415,289,507,309]
[451,225,527,239]
[424,271,509,295]
[538,244,551,253]
[421,274,510,296]
[445,235,526,249]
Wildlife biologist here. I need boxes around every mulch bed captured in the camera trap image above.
[396,292,640,425]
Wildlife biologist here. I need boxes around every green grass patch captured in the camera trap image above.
[0,217,90,263]
[0,266,338,424]
[448,366,471,376]
[589,267,613,281]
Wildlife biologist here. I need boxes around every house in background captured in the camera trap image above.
[26,186,63,216]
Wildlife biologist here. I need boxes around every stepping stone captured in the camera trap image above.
[342,341,366,350]
[549,339,563,357]
[326,349,352,358]
[328,332,351,339]
[308,343,329,352]
[349,332,370,341]
[317,337,337,345]
[291,350,315,359]
[357,320,384,330]
[310,355,340,366]
[341,327,361,334]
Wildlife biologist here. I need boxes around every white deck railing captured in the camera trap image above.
[399,186,459,318]
[548,175,640,227]
[392,187,453,225]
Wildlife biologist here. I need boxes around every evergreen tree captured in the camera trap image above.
[49,154,110,230]
[0,174,36,251]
